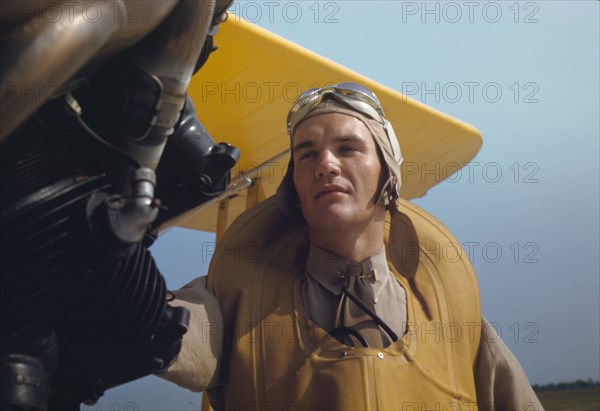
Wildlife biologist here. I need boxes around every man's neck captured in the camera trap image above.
[308,219,385,262]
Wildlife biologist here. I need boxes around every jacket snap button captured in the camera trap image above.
[377,352,384,359]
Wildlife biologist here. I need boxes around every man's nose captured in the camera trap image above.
[315,151,341,178]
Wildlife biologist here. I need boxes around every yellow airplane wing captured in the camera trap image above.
[177,16,482,233]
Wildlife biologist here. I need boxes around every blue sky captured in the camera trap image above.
[93,2,599,410]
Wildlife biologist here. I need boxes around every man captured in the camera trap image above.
[161,83,543,410]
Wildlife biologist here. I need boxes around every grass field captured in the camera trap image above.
[535,387,600,411]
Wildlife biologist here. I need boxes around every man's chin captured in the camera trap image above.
[304,208,354,231]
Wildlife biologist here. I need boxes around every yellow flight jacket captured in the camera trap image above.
[207,197,481,410]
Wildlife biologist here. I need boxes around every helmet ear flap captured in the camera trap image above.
[384,120,403,166]
[275,159,302,217]
[390,175,400,200]
[376,173,400,208]
[382,120,403,205]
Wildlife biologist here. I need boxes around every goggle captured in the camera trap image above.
[286,82,402,165]
[287,82,385,133]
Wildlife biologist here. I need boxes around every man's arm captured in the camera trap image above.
[158,277,223,392]
[475,317,544,411]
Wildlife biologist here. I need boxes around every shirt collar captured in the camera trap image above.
[305,243,391,303]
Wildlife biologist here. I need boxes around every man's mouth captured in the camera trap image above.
[315,185,347,199]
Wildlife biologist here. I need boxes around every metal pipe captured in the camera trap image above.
[0,0,179,143]
[110,0,217,169]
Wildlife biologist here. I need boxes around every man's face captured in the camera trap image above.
[292,112,385,233]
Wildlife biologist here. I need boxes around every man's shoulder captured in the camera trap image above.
[207,196,308,290]
[219,196,307,247]
[387,199,478,283]
[392,199,459,247]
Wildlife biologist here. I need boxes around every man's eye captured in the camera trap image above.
[298,152,317,160]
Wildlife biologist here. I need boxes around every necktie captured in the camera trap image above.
[335,262,383,348]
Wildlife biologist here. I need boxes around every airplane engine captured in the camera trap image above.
[0,1,238,410]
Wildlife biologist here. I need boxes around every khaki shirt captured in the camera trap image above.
[302,243,407,347]
[160,245,544,410]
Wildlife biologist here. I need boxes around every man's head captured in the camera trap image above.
[276,83,403,223]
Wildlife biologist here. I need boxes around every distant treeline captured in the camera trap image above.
[533,379,600,392]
